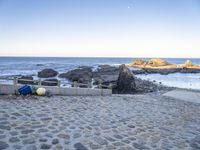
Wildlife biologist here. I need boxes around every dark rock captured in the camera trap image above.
[0,141,9,149]
[40,144,51,149]
[132,67,200,75]
[41,79,58,86]
[93,65,119,87]
[74,142,88,150]
[38,69,58,78]
[180,68,200,73]
[18,76,36,85]
[36,64,44,66]
[134,77,159,93]
[59,67,92,84]
[52,139,59,145]
[114,64,136,94]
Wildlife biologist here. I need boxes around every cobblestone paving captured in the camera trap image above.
[0,94,200,150]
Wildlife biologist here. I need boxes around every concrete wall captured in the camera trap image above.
[0,84,112,96]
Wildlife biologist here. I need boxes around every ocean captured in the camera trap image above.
[0,57,200,90]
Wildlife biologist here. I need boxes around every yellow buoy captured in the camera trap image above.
[36,88,46,96]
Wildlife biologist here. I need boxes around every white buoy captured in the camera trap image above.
[36,88,46,96]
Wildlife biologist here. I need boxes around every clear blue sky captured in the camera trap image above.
[0,0,200,57]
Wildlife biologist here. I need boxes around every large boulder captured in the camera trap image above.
[59,67,92,84]
[93,65,119,86]
[42,79,58,86]
[146,58,170,67]
[114,64,136,94]
[18,76,36,85]
[38,69,58,78]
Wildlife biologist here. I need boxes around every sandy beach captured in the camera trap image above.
[0,91,200,150]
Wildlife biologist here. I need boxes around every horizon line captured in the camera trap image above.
[0,55,200,59]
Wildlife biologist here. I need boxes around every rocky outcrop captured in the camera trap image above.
[59,67,92,84]
[93,65,119,85]
[128,59,147,67]
[128,58,172,68]
[113,64,136,94]
[42,79,58,86]
[38,69,58,78]
[146,58,170,67]
[18,76,36,85]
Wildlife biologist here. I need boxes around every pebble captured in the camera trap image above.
[41,144,51,149]
[52,138,59,145]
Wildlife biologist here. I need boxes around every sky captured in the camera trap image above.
[0,0,200,58]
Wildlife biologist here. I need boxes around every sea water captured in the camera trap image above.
[0,57,200,90]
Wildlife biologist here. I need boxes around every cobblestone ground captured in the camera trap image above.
[0,94,200,150]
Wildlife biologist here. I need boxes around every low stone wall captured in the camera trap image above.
[0,84,112,96]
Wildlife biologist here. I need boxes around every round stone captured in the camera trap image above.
[41,144,51,149]
[9,137,20,143]
[52,139,59,145]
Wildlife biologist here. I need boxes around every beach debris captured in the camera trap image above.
[38,68,58,78]
[18,85,32,96]
[36,87,46,96]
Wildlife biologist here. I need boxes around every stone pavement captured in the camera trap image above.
[0,94,200,150]
[163,89,200,104]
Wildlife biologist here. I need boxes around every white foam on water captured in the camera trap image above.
[136,73,200,90]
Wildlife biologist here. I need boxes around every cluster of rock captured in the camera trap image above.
[129,58,200,75]
[17,64,166,94]
[129,58,171,68]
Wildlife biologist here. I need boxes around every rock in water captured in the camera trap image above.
[147,58,170,67]
[38,69,58,78]
[128,59,147,66]
[114,64,136,94]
